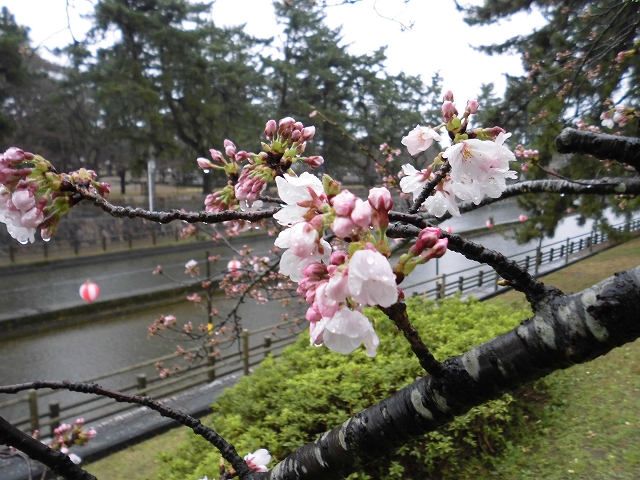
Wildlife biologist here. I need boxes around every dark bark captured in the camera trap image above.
[0,415,97,480]
[253,266,640,479]
[556,128,640,172]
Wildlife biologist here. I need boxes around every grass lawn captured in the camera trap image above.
[83,236,640,479]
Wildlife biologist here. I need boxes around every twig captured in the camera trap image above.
[0,415,96,480]
[379,302,444,376]
[385,220,553,305]
[75,185,280,224]
[408,163,451,215]
[0,381,251,478]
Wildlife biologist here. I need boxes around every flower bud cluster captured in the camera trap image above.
[200,117,324,219]
[394,227,448,280]
[0,148,110,243]
[49,417,97,463]
[600,104,636,129]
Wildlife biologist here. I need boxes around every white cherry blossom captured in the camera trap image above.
[347,249,398,307]
[399,164,429,200]
[273,172,324,225]
[401,125,441,156]
[424,179,460,217]
[310,307,380,357]
[244,449,271,473]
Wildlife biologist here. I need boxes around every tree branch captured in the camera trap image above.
[386,217,552,304]
[0,415,97,480]
[0,381,251,478]
[556,128,640,171]
[408,163,451,215]
[75,185,280,225]
[253,265,640,479]
[379,302,444,376]
[425,177,640,223]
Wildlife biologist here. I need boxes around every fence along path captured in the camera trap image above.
[0,219,638,439]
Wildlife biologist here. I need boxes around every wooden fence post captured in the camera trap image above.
[208,352,216,382]
[28,390,39,433]
[137,374,147,396]
[264,336,272,359]
[242,329,250,375]
[49,402,60,437]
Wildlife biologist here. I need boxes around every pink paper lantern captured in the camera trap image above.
[227,259,242,276]
[79,280,100,302]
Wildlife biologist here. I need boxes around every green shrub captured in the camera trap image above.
[158,296,541,479]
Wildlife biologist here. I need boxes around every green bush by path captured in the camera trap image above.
[157,297,537,480]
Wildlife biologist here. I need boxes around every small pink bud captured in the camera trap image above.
[264,119,277,139]
[443,90,454,102]
[519,214,527,222]
[445,226,453,234]
[304,156,324,168]
[197,157,215,171]
[330,250,348,265]
[466,99,479,114]
[278,117,295,129]
[209,149,224,164]
[442,101,458,123]
[293,121,304,131]
[486,220,494,228]
[368,187,393,212]
[301,126,316,141]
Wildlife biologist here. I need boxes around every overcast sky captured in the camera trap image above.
[3,0,545,107]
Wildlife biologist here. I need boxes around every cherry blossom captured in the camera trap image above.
[423,178,460,217]
[399,164,430,200]
[310,307,380,357]
[273,172,325,226]
[347,249,398,307]
[244,448,271,472]
[401,125,441,156]
[275,226,331,282]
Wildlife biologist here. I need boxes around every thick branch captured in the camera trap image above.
[0,415,97,480]
[379,302,444,376]
[0,381,251,478]
[255,266,640,479]
[556,128,640,171]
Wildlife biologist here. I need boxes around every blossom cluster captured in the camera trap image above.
[273,172,447,357]
[0,147,110,243]
[32,418,97,466]
[600,104,636,129]
[202,117,323,216]
[399,92,518,217]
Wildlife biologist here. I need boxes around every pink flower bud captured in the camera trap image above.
[466,99,479,114]
[306,306,322,323]
[264,119,277,139]
[197,157,215,172]
[302,262,328,278]
[304,156,324,168]
[351,199,372,228]
[209,149,224,164]
[301,126,316,141]
[519,214,527,222]
[443,90,454,102]
[422,238,448,260]
[278,117,295,129]
[293,121,304,131]
[331,216,357,238]
[331,190,356,216]
[368,187,393,212]
[410,227,442,255]
[330,250,348,265]
[442,101,458,123]
[486,220,494,228]
[445,226,453,234]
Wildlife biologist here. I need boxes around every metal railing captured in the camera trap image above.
[0,321,304,436]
